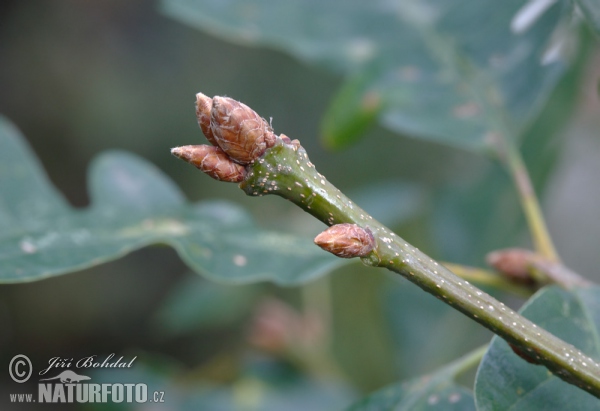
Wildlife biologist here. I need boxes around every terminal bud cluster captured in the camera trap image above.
[172,93,277,182]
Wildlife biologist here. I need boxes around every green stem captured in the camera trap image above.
[442,262,533,297]
[240,137,600,398]
[502,141,560,263]
[530,258,592,289]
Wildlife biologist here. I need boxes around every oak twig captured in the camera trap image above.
[441,262,533,297]
[172,93,600,399]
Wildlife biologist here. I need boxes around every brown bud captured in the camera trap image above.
[210,96,276,165]
[509,343,540,364]
[195,93,218,146]
[486,248,536,285]
[314,223,375,258]
[171,145,246,182]
[247,298,324,354]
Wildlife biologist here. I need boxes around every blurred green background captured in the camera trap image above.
[1,0,599,409]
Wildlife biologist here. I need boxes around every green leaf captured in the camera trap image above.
[153,275,262,337]
[162,0,573,151]
[474,286,600,410]
[88,357,355,411]
[349,180,425,229]
[345,351,476,411]
[574,0,600,35]
[321,61,385,150]
[431,32,591,265]
[0,116,342,285]
[384,281,491,379]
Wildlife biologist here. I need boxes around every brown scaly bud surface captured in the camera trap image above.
[195,93,218,146]
[171,145,246,182]
[210,96,276,165]
[486,248,536,286]
[314,223,375,258]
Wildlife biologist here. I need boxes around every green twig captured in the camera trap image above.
[441,262,532,298]
[237,138,600,398]
[172,94,600,398]
[530,257,592,289]
[485,248,590,290]
[499,140,560,263]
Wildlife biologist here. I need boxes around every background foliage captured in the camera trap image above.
[1,0,600,409]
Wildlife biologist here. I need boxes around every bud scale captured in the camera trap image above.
[314,223,375,258]
[171,145,246,182]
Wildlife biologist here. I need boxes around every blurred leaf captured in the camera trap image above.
[162,0,573,151]
[349,180,425,228]
[345,351,476,411]
[153,275,262,337]
[575,0,600,35]
[520,24,593,191]
[431,166,520,265]
[321,61,385,149]
[384,280,491,378]
[183,377,353,411]
[0,117,343,285]
[330,269,399,391]
[431,30,591,265]
[474,286,600,410]
[85,358,180,411]
[89,357,355,411]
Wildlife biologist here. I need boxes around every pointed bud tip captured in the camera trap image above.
[170,145,203,162]
[195,93,213,115]
[171,145,246,182]
[196,92,210,101]
[170,146,186,158]
[314,223,375,258]
[195,93,218,146]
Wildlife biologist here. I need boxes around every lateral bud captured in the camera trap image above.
[195,93,218,146]
[210,96,276,165]
[171,145,246,182]
[314,223,375,258]
[509,343,541,365]
[486,248,536,286]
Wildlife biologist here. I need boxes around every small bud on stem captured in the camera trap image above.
[171,145,246,182]
[487,248,591,289]
[509,343,541,364]
[314,223,375,258]
[172,92,600,398]
[486,248,537,286]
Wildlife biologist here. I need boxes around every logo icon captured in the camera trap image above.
[8,353,164,405]
[9,355,32,383]
[39,370,91,383]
